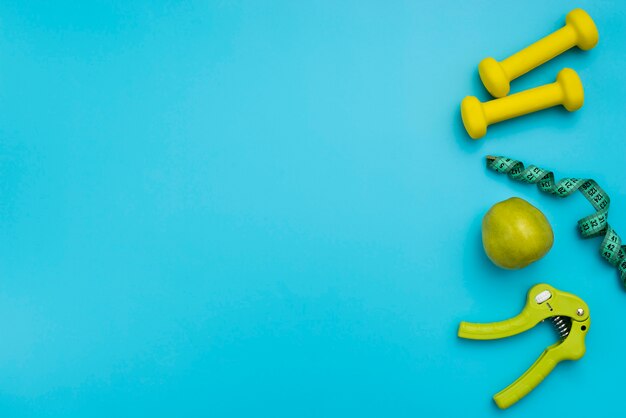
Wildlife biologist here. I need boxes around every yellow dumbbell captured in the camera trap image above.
[479,8,598,98]
[461,68,583,139]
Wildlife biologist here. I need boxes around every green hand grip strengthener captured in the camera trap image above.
[458,284,590,409]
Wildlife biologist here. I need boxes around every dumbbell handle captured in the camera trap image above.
[484,82,563,124]
[503,26,576,80]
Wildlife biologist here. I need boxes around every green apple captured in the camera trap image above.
[482,197,554,269]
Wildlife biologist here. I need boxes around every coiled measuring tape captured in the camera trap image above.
[486,156,626,286]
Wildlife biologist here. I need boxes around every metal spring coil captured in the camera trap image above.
[551,316,572,340]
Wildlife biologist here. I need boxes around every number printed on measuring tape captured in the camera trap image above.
[486,156,626,287]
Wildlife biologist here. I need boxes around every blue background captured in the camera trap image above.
[0,1,624,416]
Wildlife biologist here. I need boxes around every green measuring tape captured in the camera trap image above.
[486,156,626,286]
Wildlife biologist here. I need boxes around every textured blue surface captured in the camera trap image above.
[0,1,625,416]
